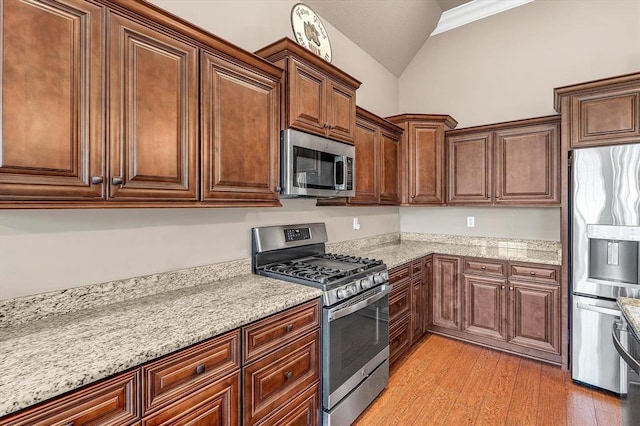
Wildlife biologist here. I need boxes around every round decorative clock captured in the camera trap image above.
[291,3,332,63]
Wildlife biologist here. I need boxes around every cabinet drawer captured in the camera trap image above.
[243,330,320,425]
[411,260,423,277]
[389,315,411,366]
[243,299,321,364]
[257,383,319,426]
[464,258,506,277]
[509,263,559,284]
[0,370,140,426]
[142,330,240,414]
[389,280,410,324]
[389,264,410,283]
[141,371,240,426]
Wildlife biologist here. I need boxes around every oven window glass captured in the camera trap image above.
[293,146,337,189]
[328,295,389,395]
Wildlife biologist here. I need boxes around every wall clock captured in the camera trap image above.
[291,3,332,63]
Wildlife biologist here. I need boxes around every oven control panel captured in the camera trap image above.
[284,227,311,242]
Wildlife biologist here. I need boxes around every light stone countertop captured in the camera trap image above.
[0,275,322,417]
[331,240,561,269]
[619,297,640,341]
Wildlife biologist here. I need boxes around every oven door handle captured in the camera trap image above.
[328,285,391,322]
[612,320,640,375]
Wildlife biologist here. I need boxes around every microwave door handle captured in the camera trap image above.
[334,156,346,190]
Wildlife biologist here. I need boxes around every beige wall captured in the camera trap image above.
[0,1,400,300]
[399,0,640,127]
[398,0,640,239]
[401,207,561,241]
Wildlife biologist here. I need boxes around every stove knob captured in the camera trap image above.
[349,284,358,294]
[381,271,389,281]
[359,278,372,290]
[373,273,384,284]
[337,288,348,299]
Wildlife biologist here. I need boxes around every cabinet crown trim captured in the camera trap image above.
[445,114,560,136]
[356,106,404,134]
[255,37,361,89]
[385,113,458,130]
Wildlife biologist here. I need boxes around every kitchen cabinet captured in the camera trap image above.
[431,254,462,331]
[255,38,361,145]
[108,10,198,201]
[0,369,141,426]
[554,72,640,148]
[0,0,105,201]
[385,114,458,205]
[411,259,426,343]
[423,256,433,331]
[447,115,560,206]
[242,299,321,426]
[200,51,281,205]
[316,106,402,206]
[0,0,283,208]
[427,257,561,364]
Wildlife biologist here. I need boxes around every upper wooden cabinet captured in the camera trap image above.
[386,114,458,205]
[0,0,284,208]
[316,107,402,206]
[108,10,198,201]
[555,72,640,148]
[255,38,361,145]
[200,51,281,205]
[0,0,105,201]
[446,116,560,206]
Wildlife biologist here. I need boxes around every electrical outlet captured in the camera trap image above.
[467,216,475,227]
[353,217,361,230]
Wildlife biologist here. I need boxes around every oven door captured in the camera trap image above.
[323,284,390,410]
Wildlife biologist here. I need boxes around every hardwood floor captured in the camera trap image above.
[354,334,621,426]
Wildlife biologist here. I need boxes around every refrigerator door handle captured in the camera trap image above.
[577,302,621,317]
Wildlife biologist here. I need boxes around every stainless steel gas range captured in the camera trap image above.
[252,223,390,425]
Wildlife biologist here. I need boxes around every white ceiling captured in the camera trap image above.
[305,0,471,77]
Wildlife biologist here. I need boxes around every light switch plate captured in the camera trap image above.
[467,216,475,227]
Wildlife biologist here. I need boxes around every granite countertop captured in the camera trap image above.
[0,275,322,417]
[618,297,640,340]
[335,240,561,269]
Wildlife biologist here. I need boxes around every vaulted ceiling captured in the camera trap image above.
[305,0,471,77]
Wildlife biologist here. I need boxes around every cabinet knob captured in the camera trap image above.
[323,123,329,128]
[329,124,335,130]
[481,266,486,270]
[530,271,536,276]
[411,195,416,199]
[285,324,293,333]
[112,176,124,185]
[501,285,505,289]
[275,186,282,193]
[509,286,514,291]
[90,175,103,184]
[65,422,74,426]
[195,364,206,375]
[284,371,293,380]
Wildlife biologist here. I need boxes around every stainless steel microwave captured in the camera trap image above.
[280,129,355,198]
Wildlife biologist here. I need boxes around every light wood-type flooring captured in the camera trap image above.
[354,334,621,426]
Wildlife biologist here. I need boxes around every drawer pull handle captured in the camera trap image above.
[195,364,206,375]
[530,271,536,276]
[284,371,293,380]
[481,266,486,270]
[285,324,293,333]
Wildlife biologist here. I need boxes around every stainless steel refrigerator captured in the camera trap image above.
[571,143,640,393]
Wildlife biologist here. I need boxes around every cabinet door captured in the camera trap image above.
[201,52,280,204]
[423,256,432,330]
[432,255,462,331]
[463,275,507,341]
[379,130,401,205]
[326,80,356,144]
[407,122,446,204]
[447,132,493,204]
[0,0,104,200]
[108,12,198,200]
[494,123,559,205]
[569,87,640,148]
[141,372,240,426]
[411,278,423,343]
[508,280,560,354]
[288,58,326,136]
[349,118,379,204]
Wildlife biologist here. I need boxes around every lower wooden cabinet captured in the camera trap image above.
[431,255,462,332]
[389,314,411,366]
[463,274,507,341]
[0,369,141,426]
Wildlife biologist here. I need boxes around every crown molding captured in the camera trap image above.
[432,0,535,36]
